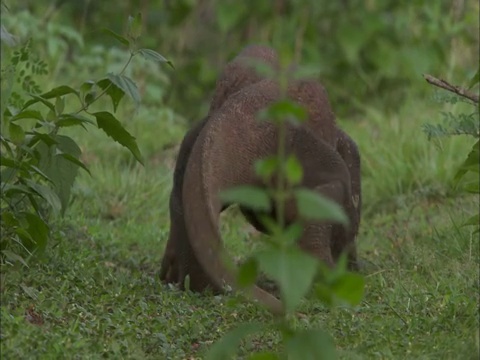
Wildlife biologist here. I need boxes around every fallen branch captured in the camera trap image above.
[423,74,479,104]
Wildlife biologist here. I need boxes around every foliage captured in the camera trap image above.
[0,12,171,266]
[423,66,480,234]
[8,0,478,122]
[211,52,364,359]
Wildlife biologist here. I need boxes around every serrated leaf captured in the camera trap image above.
[22,94,55,112]
[2,250,29,267]
[127,13,142,40]
[295,188,348,225]
[24,179,62,215]
[137,48,174,69]
[237,257,258,288]
[37,85,79,100]
[207,322,264,360]
[10,110,44,122]
[55,96,65,115]
[256,247,318,312]
[255,156,279,181]
[219,186,271,212]
[259,100,307,124]
[285,154,303,185]
[454,140,479,183]
[97,78,125,112]
[9,122,25,144]
[24,212,49,253]
[468,66,480,89]
[57,152,91,176]
[80,80,95,94]
[278,223,303,245]
[84,92,96,106]
[331,272,365,306]
[107,73,140,107]
[102,28,130,47]
[36,135,82,215]
[93,111,144,165]
[285,328,337,360]
[30,132,58,147]
[55,114,95,128]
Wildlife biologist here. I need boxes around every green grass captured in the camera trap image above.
[1,93,479,359]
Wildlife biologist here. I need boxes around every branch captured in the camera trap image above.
[423,74,479,104]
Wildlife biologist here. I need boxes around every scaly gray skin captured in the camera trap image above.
[180,79,356,314]
[160,45,362,312]
[160,45,279,289]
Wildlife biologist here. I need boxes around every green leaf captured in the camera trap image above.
[2,250,29,267]
[278,223,303,245]
[57,152,91,176]
[207,322,264,360]
[464,179,480,194]
[255,156,279,181]
[468,66,480,89]
[295,188,348,225]
[22,94,55,112]
[258,100,307,124]
[97,78,126,112]
[55,114,95,128]
[10,110,44,122]
[84,92,96,106]
[93,111,144,165]
[219,186,271,212]
[55,96,65,115]
[107,73,141,107]
[24,179,62,215]
[237,257,258,288]
[256,247,318,312]
[454,140,479,183]
[36,135,82,215]
[285,328,337,360]
[137,48,174,69]
[102,28,130,47]
[24,212,49,253]
[285,154,303,185]
[37,85,79,100]
[127,13,143,40]
[330,272,365,306]
[9,122,25,144]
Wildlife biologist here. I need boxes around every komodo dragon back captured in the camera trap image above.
[182,79,355,314]
[209,44,279,114]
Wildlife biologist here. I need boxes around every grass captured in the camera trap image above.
[1,75,479,358]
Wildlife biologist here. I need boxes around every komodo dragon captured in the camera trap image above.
[160,45,280,289]
[179,78,357,314]
[160,46,362,313]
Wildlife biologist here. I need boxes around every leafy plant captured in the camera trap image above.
[208,50,364,359]
[423,68,479,234]
[0,12,172,266]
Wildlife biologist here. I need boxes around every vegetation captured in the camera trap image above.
[1,1,479,359]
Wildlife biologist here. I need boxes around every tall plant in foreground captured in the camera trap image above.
[207,52,364,359]
[423,68,479,234]
[0,12,172,266]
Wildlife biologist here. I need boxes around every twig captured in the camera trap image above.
[423,74,479,104]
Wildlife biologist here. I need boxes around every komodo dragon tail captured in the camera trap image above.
[181,93,285,315]
[181,80,353,315]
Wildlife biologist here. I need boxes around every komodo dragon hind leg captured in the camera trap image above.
[334,129,361,270]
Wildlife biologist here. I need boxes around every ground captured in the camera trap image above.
[1,97,478,359]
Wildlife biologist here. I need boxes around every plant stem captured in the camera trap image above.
[75,52,135,115]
